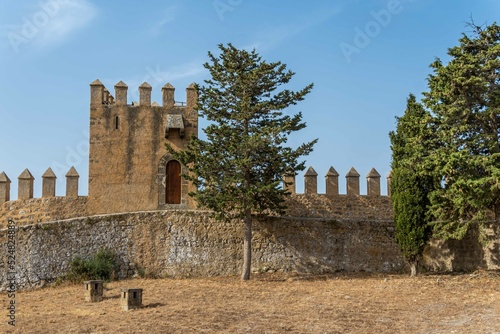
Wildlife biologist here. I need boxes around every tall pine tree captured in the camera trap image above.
[423,22,500,239]
[390,94,436,276]
[167,44,317,280]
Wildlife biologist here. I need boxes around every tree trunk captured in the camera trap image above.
[409,260,418,277]
[241,211,252,280]
[495,202,500,224]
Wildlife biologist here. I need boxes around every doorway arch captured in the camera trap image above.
[165,160,181,204]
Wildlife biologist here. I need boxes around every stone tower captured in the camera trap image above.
[88,80,198,214]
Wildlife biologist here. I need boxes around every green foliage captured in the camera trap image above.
[422,22,500,239]
[391,169,431,262]
[167,43,316,280]
[66,248,118,283]
[390,95,435,266]
[167,43,317,220]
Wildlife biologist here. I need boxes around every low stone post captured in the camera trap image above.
[0,172,11,203]
[84,280,103,302]
[304,167,318,194]
[346,167,360,196]
[325,166,339,196]
[121,288,143,310]
[42,168,57,198]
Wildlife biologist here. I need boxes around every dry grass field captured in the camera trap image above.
[2,271,500,334]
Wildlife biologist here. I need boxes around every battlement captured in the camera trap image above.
[88,79,199,215]
[1,78,394,221]
[89,79,197,109]
[0,167,81,204]
[286,166,392,197]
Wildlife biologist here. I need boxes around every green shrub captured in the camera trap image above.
[66,248,118,283]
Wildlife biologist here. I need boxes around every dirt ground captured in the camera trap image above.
[2,271,499,334]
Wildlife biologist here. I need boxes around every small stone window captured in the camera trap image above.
[115,116,119,130]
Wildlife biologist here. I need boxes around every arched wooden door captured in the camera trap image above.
[166,160,181,204]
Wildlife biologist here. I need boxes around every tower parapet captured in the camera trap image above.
[139,82,152,106]
[186,83,197,110]
[162,83,175,108]
[90,79,105,107]
[88,80,199,214]
[114,81,128,106]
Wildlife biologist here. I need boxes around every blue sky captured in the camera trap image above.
[0,0,498,197]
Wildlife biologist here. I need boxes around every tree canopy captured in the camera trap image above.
[422,22,500,239]
[389,94,435,276]
[167,43,317,280]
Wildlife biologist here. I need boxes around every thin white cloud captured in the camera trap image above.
[148,6,177,36]
[2,0,98,54]
[248,5,342,52]
[34,0,98,48]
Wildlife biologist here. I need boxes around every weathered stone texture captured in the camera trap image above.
[0,195,498,290]
[325,167,339,196]
[366,168,381,196]
[0,209,403,290]
[284,194,393,221]
[304,167,318,194]
[121,288,143,310]
[84,280,104,302]
[346,167,360,196]
[88,82,198,215]
[0,172,11,203]
[65,166,79,197]
[0,196,88,229]
[283,173,296,194]
[42,168,57,198]
[18,169,34,200]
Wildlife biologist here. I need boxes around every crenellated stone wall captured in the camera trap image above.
[1,195,498,290]
[0,207,404,290]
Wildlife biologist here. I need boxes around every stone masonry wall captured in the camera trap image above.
[0,196,88,229]
[0,195,405,290]
[0,195,498,290]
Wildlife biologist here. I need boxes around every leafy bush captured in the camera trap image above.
[66,248,118,283]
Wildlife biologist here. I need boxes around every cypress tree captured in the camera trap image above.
[167,44,317,280]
